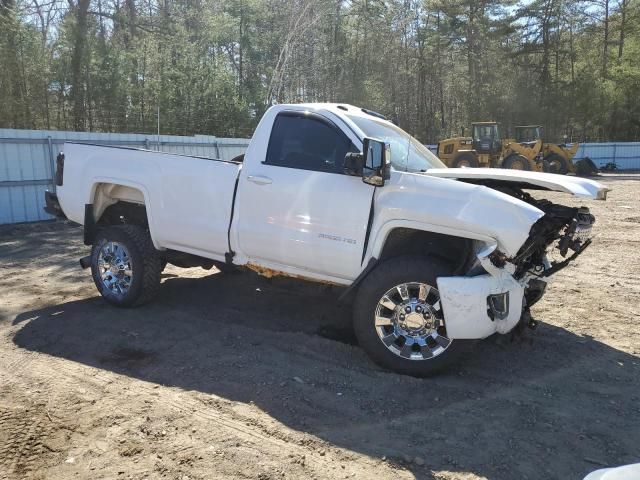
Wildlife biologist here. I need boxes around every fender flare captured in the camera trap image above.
[84,178,159,248]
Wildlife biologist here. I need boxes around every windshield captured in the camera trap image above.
[516,127,541,142]
[346,114,446,172]
[473,124,500,141]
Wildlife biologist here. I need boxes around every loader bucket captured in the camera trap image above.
[574,157,599,177]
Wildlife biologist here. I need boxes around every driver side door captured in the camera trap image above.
[234,111,375,281]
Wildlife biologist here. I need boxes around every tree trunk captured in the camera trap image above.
[70,0,91,131]
[603,0,609,77]
[436,11,445,133]
[618,0,627,58]
[466,3,476,119]
[0,0,28,127]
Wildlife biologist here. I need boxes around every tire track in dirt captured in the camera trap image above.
[0,406,52,479]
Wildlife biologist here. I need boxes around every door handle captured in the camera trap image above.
[247,175,273,185]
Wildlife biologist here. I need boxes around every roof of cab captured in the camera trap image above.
[279,103,390,122]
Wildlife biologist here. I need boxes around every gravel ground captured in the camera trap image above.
[0,174,639,480]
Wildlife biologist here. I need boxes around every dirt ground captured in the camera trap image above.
[1,174,639,480]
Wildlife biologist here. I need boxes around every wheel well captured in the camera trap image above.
[339,228,476,303]
[85,183,150,245]
[379,228,474,274]
[97,201,149,228]
[92,183,146,222]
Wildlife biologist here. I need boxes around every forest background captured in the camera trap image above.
[1,0,638,143]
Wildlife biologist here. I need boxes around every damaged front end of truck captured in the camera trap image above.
[437,184,600,341]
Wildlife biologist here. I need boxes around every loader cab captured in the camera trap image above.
[515,125,543,145]
[472,122,502,154]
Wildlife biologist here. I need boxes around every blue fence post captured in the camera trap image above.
[46,136,56,193]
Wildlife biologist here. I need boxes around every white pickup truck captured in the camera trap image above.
[45,103,609,376]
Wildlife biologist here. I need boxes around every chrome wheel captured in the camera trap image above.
[374,282,451,360]
[97,242,133,296]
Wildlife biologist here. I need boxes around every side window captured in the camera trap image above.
[265,114,354,173]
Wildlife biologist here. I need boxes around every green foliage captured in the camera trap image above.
[0,0,638,141]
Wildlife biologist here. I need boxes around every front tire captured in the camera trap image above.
[91,225,162,307]
[545,153,569,174]
[502,154,531,170]
[451,153,479,168]
[353,256,466,376]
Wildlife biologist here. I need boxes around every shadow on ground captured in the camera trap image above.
[12,270,640,479]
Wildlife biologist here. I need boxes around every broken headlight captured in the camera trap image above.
[558,207,594,256]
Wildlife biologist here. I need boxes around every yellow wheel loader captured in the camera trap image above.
[437,122,544,171]
[514,125,579,175]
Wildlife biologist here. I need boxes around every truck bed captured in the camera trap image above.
[57,142,242,263]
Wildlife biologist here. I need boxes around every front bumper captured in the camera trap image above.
[437,274,525,339]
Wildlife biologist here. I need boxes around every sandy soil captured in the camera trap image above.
[0,174,639,480]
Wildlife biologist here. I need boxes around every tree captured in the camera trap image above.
[0,0,638,142]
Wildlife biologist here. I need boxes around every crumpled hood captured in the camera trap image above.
[424,168,610,200]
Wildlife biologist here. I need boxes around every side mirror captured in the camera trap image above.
[362,137,391,186]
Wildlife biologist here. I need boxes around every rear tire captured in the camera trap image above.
[545,153,569,174]
[353,256,468,376]
[451,153,479,168]
[502,154,531,170]
[91,225,162,307]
